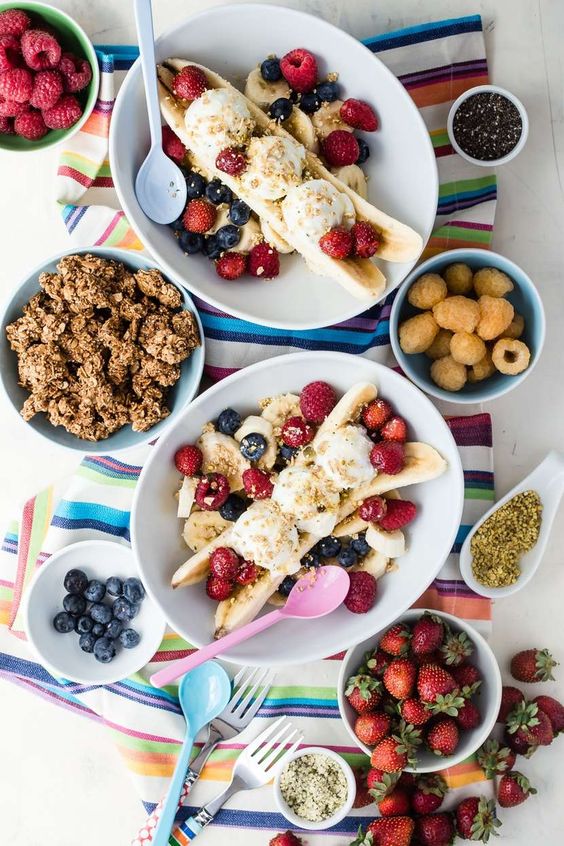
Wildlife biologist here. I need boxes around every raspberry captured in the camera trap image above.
[29,69,63,109]
[0,35,21,73]
[216,251,247,280]
[209,547,240,580]
[14,108,47,139]
[0,114,13,133]
[280,415,315,447]
[299,381,336,423]
[216,146,247,176]
[358,495,387,523]
[174,444,203,476]
[0,9,29,38]
[344,571,377,614]
[0,67,32,102]
[361,398,393,431]
[173,65,208,100]
[42,94,82,129]
[195,473,230,510]
[352,221,381,258]
[248,242,280,278]
[340,98,379,132]
[237,561,258,585]
[319,226,353,259]
[280,48,318,93]
[57,52,92,93]
[370,441,405,475]
[242,468,274,500]
[206,575,233,601]
[0,96,27,116]
[378,499,417,532]
[323,130,359,167]
[21,29,61,71]
[380,415,407,443]
[162,124,186,163]
[183,198,216,233]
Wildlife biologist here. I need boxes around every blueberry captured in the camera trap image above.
[63,593,87,616]
[92,622,105,637]
[84,579,106,603]
[79,632,97,653]
[356,137,370,164]
[112,596,138,622]
[123,578,145,605]
[289,89,300,104]
[75,615,94,634]
[219,494,247,522]
[279,576,296,597]
[299,92,321,114]
[170,214,185,232]
[206,179,232,205]
[64,568,88,595]
[106,577,123,597]
[120,628,141,649]
[318,536,342,558]
[239,433,267,461]
[269,97,293,122]
[229,199,251,226]
[301,549,321,569]
[53,611,75,633]
[217,408,241,435]
[260,57,282,82]
[351,532,371,557]
[179,230,204,254]
[216,224,240,250]
[185,170,206,199]
[105,618,123,640]
[338,545,358,568]
[279,444,298,463]
[90,602,112,625]
[93,637,116,664]
[316,80,340,102]
[202,234,222,260]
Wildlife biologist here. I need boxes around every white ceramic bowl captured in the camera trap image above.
[447,84,529,167]
[273,746,356,831]
[109,3,438,330]
[337,609,502,773]
[23,540,167,684]
[131,351,464,667]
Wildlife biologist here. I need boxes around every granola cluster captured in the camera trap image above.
[6,254,200,441]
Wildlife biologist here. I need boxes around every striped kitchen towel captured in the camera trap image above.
[56,15,496,381]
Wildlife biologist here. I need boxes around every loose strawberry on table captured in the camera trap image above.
[411,773,447,814]
[497,770,537,808]
[377,785,411,817]
[476,739,516,779]
[497,684,525,722]
[532,694,564,734]
[455,796,501,842]
[510,647,558,683]
[414,812,455,846]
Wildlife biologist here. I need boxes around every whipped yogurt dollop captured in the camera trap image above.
[241,136,306,201]
[314,424,374,489]
[184,88,254,157]
[271,465,340,536]
[281,179,355,241]
[232,500,300,576]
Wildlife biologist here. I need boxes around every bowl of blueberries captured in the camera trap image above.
[23,540,166,684]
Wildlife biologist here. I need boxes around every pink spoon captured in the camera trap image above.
[151,566,350,688]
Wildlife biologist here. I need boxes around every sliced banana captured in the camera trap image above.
[244,67,290,110]
[215,570,283,637]
[260,392,302,428]
[311,100,352,140]
[284,106,319,153]
[237,216,262,253]
[172,527,235,588]
[177,476,198,518]
[351,548,389,579]
[183,511,231,552]
[208,204,230,234]
[366,523,406,558]
[197,430,251,491]
[314,382,378,443]
[234,415,277,469]
[260,219,294,254]
[333,512,368,538]
[332,164,368,200]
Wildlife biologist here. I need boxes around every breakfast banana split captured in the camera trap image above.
[171,381,447,638]
[156,47,423,299]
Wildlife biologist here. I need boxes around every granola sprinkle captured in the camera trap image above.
[279,752,349,821]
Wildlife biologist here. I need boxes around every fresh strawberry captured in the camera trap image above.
[361,398,393,430]
[355,711,392,746]
[340,98,378,132]
[319,225,353,259]
[398,771,416,792]
[378,786,411,817]
[510,648,558,683]
[370,724,420,772]
[345,673,382,714]
[345,571,377,614]
[236,561,258,585]
[161,124,186,163]
[205,575,233,601]
[242,467,274,499]
[358,495,387,523]
[248,241,280,278]
[366,816,415,846]
[299,380,336,422]
[452,663,482,692]
[351,221,381,258]
[174,443,203,476]
[216,146,247,175]
[351,766,373,808]
[417,664,457,705]
[476,739,516,779]
[280,47,317,93]
[173,65,208,100]
[378,499,417,532]
[209,546,240,580]
[506,700,554,750]
[216,251,247,280]
[280,415,315,447]
[455,796,500,842]
[533,694,564,734]
[441,630,474,666]
[413,649,445,668]
[411,774,447,815]
[183,198,217,233]
[379,623,411,656]
[195,473,230,510]
[414,812,455,846]
[456,699,480,730]
[383,657,416,700]
[380,415,407,442]
[0,8,30,37]
[426,717,459,756]
[366,648,391,678]
[369,441,405,475]
[497,771,537,808]
[400,697,432,727]
[323,129,360,166]
[411,613,445,656]
[366,768,401,802]
[497,685,525,723]
[269,832,304,846]
[503,727,534,757]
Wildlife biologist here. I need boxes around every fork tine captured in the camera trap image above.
[241,670,275,721]
[259,727,300,770]
[226,667,259,712]
[245,715,286,754]
[231,668,271,718]
[253,721,295,765]
[264,732,303,774]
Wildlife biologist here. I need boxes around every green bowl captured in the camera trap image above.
[0,1,99,152]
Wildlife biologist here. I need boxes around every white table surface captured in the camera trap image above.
[1,1,563,843]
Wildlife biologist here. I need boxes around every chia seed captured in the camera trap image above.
[453,92,522,161]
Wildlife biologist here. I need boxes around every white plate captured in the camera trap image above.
[131,352,463,667]
[110,3,437,330]
[23,541,166,685]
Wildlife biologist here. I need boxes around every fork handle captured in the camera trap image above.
[169,778,244,843]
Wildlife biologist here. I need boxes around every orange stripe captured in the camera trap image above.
[115,227,144,250]
[412,589,492,620]
[81,112,111,137]
[423,241,491,259]
[409,75,489,108]
[445,768,487,788]
[173,829,191,846]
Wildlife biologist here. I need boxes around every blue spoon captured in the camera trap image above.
[133,0,187,223]
[152,661,231,846]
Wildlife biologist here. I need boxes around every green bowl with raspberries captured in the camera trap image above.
[0,1,99,152]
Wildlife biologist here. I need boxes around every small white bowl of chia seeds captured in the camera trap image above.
[447,84,529,166]
[273,746,356,831]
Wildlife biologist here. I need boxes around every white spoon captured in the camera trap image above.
[460,450,564,599]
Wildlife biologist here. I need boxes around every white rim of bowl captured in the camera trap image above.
[447,84,529,167]
[273,746,356,831]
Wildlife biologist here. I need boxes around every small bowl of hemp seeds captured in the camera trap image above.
[447,84,528,167]
[274,746,356,831]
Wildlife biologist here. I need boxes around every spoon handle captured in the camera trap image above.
[152,729,195,846]
[133,0,163,148]
[151,609,283,688]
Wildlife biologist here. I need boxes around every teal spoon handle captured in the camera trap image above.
[152,730,196,846]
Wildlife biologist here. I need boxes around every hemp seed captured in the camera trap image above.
[279,752,348,821]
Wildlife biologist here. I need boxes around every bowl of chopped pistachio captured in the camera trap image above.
[273,746,356,831]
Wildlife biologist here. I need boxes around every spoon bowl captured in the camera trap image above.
[460,450,564,599]
[282,566,350,619]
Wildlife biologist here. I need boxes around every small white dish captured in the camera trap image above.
[273,746,355,831]
[447,84,529,167]
[23,540,167,685]
[460,451,564,599]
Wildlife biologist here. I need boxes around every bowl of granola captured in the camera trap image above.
[0,247,204,451]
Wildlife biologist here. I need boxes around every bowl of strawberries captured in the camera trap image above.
[338,609,502,773]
